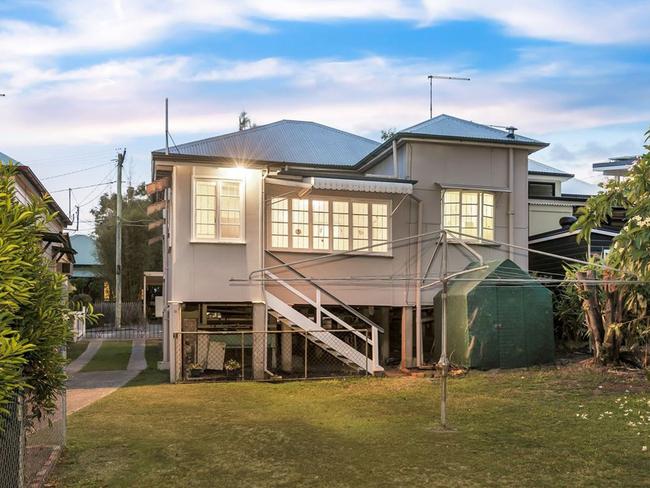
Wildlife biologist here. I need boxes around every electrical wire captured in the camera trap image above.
[41,161,114,180]
[49,181,119,193]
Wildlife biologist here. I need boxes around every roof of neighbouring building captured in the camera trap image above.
[400,114,547,147]
[1,151,72,225]
[153,120,380,167]
[528,159,573,176]
[561,177,601,197]
[70,234,100,266]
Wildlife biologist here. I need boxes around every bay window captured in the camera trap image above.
[270,197,390,254]
[193,178,244,242]
[442,190,494,241]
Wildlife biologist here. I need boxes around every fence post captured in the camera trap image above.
[304,332,308,379]
[316,289,321,328]
[241,331,245,381]
[371,325,379,375]
[365,329,369,376]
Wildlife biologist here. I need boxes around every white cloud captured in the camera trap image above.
[1,0,649,62]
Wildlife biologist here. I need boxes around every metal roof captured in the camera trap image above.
[1,150,71,225]
[527,159,573,176]
[400,114,547,147]
[154,120,380,167]
[561,177,600,197]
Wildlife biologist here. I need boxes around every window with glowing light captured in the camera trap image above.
[193,178,244,241]
[442,190,494,241]
[269,197,390,254]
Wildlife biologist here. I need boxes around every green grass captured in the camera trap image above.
[53,362,650,487]
[65,341,88,364]
[80,341,132,372]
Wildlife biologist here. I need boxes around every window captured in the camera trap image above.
[442,190,494,241]
[528,182,555,197]
[269,197,390,254]
[193,178,244,241]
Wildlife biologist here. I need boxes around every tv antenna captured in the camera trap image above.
[428,75,470,119]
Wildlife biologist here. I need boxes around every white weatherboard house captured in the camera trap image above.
[151,114,550,382]
[1,152,75,278]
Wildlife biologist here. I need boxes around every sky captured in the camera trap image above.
[1,0,649,233]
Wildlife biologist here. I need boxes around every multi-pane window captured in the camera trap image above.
[270,197,390,253]
[332,201,350,251]
[442,190,494,241]
[193,179,243,241]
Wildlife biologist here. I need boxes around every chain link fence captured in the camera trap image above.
[174,329,373,382]
[0,393,66,487]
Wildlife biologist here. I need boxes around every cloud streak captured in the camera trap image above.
[1,0,650,63]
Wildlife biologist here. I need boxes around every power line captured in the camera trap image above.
[41,161,114,180]
[49,181,119,193]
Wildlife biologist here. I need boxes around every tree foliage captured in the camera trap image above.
[567,130,650,365]
[380,128,396,141]
[92,184,162,302]
[0,164,70,425]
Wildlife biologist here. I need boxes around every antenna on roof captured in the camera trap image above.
[427,75,470,119]
[165,98,169,155]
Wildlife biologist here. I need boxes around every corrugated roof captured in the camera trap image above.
[0,151,19,165]
[70,234,100,266]
[400,114,547,147]
[562,177,600,196]
[154,120,380,167]
[528,159,573,176]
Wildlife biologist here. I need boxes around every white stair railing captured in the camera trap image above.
[264,270,383,374]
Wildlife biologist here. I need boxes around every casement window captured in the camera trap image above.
[193,178,244,242]
[270,197,390,254]
[442,190,494,241]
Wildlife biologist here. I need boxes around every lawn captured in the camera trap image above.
[53,355,650,487]
[80,340,132,372]
[65,340,88,364]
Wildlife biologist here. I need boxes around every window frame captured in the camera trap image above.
[267,195,392,256]
[441,189,495,243]
[191,177,246,243]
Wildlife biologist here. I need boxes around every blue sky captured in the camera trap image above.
[1,0,649,232]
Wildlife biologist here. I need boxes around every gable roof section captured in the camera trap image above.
[153,120,380,167]
[562,177,600,197]
[401,114,547,147]
[357,114,548,170]
[1,151,72,225]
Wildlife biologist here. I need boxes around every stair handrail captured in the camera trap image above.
[264,250,384,334]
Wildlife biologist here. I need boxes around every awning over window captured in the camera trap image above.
[307,177,413,194]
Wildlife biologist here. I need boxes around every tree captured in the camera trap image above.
[569,129,650,365]
[380,128,396,141]
[238,111,256,131]
[91,184,162,303]
[0,164,69,424]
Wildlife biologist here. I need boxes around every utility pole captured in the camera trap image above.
[68,188,72,218]
[428,75,470,119]
[115,149,126,329]
[75,206,79,232]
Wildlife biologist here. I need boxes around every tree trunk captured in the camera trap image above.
[602,272,623,363]
[576,271,605,361]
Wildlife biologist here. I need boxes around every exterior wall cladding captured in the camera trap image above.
[167,140,530,309]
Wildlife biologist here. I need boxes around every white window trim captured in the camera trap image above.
[267,195,393,256]
[441,189,495,243]
[191,176,246,244]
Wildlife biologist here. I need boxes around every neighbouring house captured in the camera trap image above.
[151,114,553,382]
[1,152,75,282]
[527,159,601,236]
[69,234,105,300]
[527,159,625,276]
[593,155,640,181]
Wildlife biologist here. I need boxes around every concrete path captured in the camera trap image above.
[66,339,147,415]
[65,340,103,374]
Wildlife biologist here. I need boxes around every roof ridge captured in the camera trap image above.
[167,120,287,152]
[296,120,379,145]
